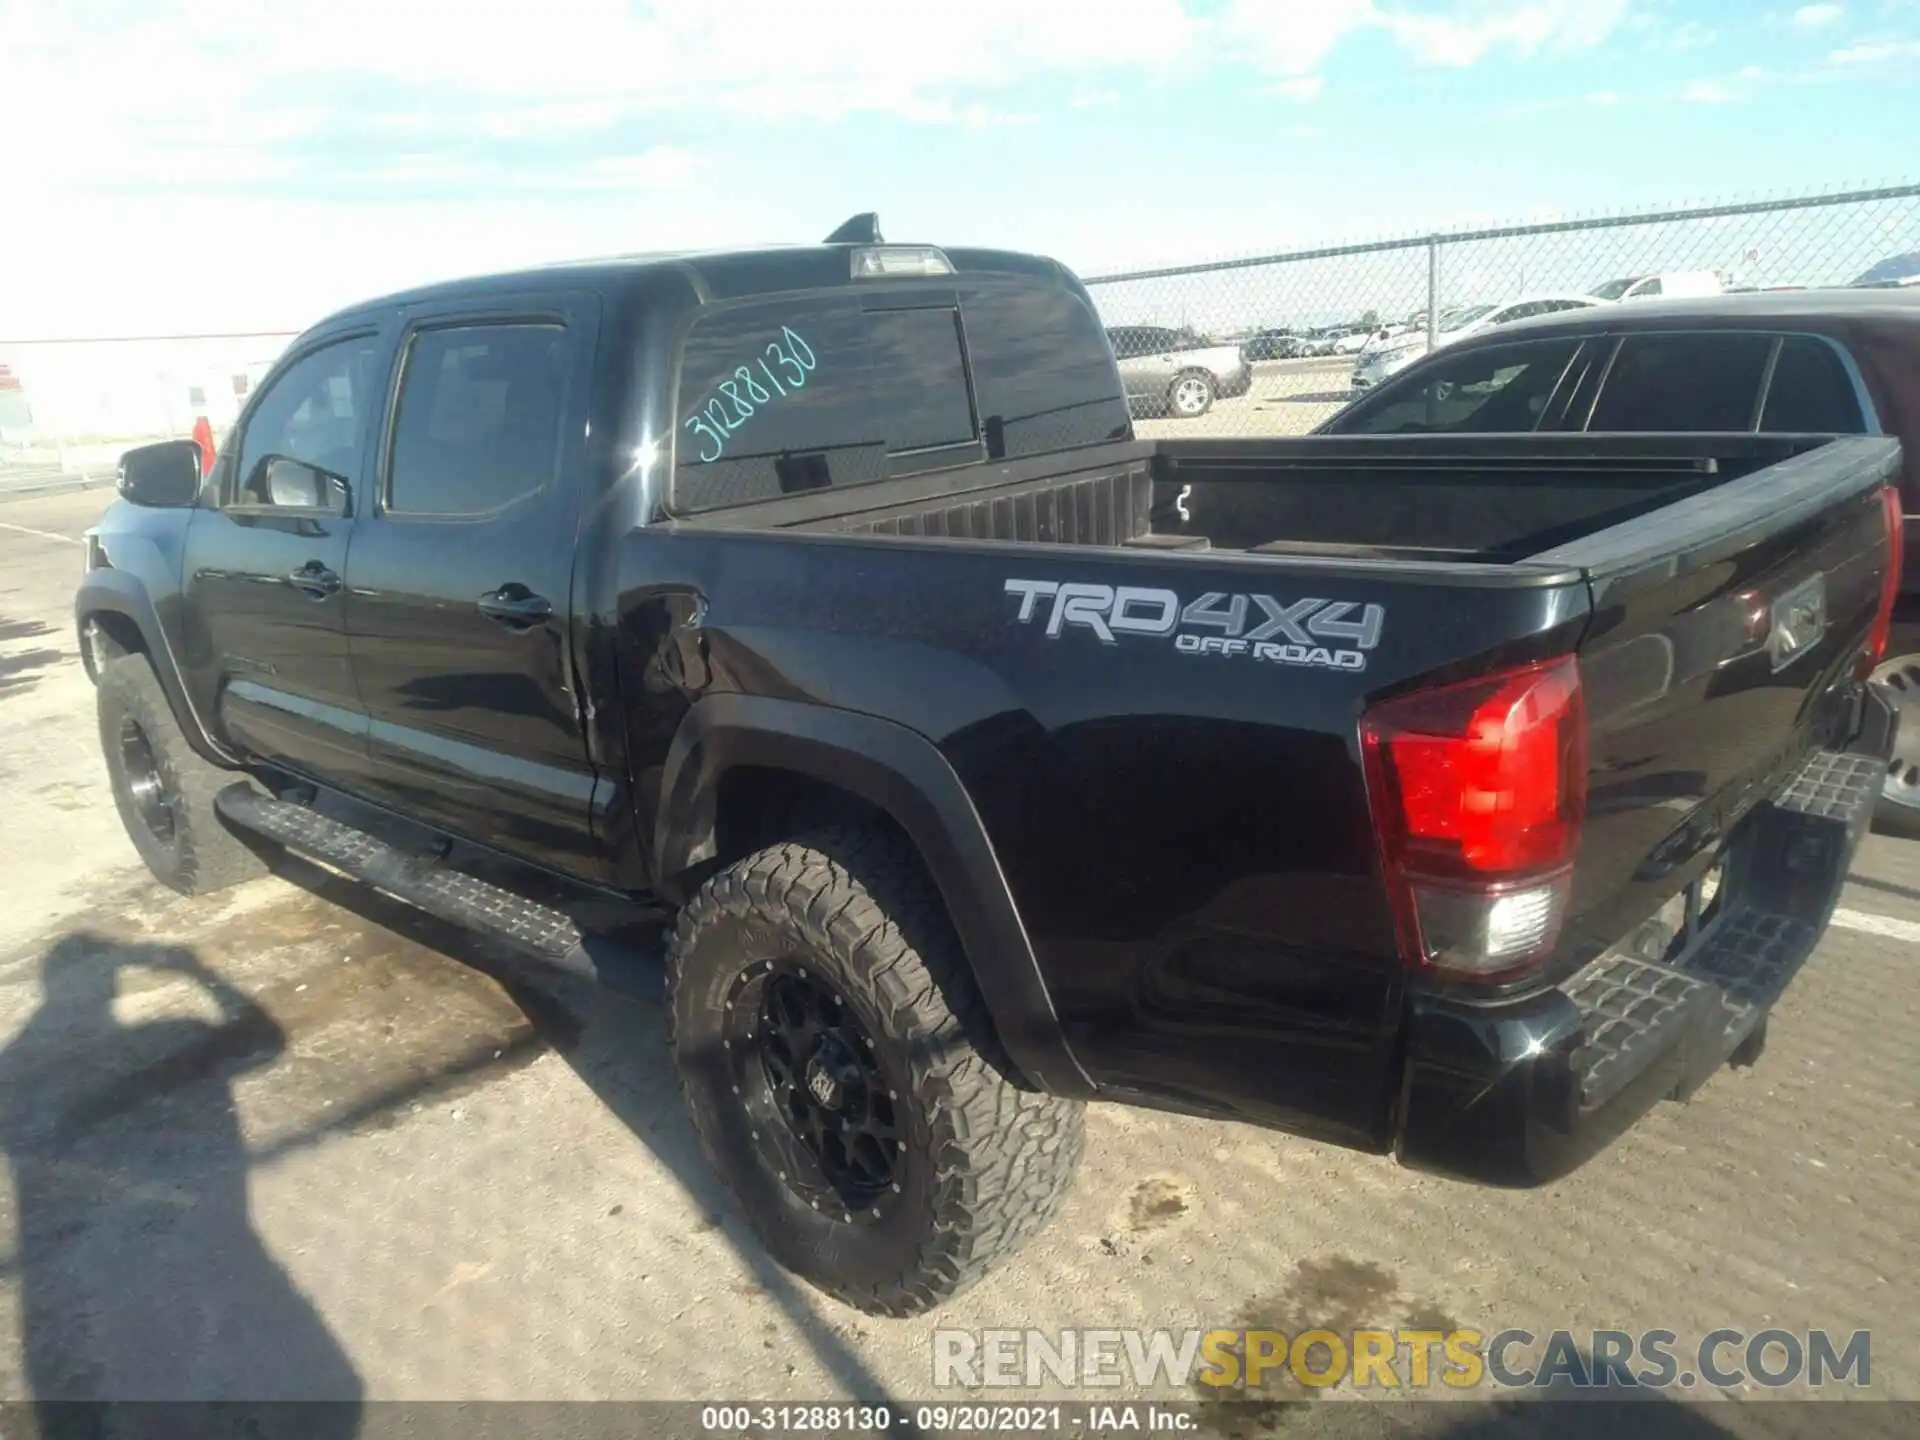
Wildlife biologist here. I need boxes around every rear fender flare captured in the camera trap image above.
[655,693,1095,1099]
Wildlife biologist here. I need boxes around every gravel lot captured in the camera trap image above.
[0,483,1915,1431]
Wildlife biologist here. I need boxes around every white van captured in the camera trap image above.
[1589,271,1725,301]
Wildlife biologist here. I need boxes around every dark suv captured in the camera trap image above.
[1319,288,1920,829]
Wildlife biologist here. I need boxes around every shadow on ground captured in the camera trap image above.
[0,931,363,1429]
[0,616,64,699]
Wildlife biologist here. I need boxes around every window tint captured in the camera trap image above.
[386,325,568,516]
[1589,333,1773,431]
[1635,278,1663,297]
[1760,337,1865,432]
[963,285,1130,459]
[674,297,883,512]
[1334,339,1580,435]
[866,308,976,454]
[234,335,381,510]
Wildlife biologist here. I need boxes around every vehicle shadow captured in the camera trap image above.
[252,857,919,1413]
[1267,391,1354,406]
[0,932,363,1427]
[0,615,64,699]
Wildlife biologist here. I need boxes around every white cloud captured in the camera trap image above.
[1219,0,1375,75]
[1829,38,1920,60]
[1379,0,1633,66]
[1272,75,1327,100]
[1792,4,1845,28]
[1071,89,1121,109]
[1663,21,1717,51]
[1681,79,1733,102]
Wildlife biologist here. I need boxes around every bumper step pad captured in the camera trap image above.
[1566,745,1878,1110]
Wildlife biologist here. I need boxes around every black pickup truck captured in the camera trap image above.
[78,217,1901,1318]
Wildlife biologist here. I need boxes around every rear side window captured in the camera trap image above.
[1333,339,1580,435]
[1760,337,1865,432]
[1589,333,1774,431]
[964,285,1130,458]
[387,324,569,516]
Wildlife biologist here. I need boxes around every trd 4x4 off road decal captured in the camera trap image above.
[1003,579,1385,672]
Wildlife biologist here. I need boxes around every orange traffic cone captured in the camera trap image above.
[191,415,216,476]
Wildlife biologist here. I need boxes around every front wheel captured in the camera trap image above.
[668,827,1085,1317]
[1167,371,1215,419]
[97,655,267,895]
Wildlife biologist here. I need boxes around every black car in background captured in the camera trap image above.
[1242,328,1306,360]
[1318,287,1920,830]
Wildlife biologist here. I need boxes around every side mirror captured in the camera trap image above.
[117,440,203,508]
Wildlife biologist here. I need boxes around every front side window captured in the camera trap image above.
[386,323,570,517]
[233,335,381,512]
[1332,339,1581,435]
[1588,332,1773,431]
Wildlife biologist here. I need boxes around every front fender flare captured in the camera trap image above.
[75,568,239,767]
[656,692,1095,1100]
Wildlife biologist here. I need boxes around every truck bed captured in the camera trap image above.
[679,433,1870,565]
[639,430,1898,1152]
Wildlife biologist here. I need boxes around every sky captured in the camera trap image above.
[4,0,1920,338]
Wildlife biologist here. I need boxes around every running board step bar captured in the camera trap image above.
[215,785,659,996]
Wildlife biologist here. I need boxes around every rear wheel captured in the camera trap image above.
[1168,371,1215,419]
[668,826,1085,1316]
[1872,650,1920,834]
[97,655,267,894]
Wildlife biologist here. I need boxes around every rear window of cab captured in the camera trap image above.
[670,284,1128,514]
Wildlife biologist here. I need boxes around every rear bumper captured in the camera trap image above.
[1217,364,1254,398]
[1393,692,1895,1188]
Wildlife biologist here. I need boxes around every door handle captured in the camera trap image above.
[477,584,553,630]
[287,562,341,598]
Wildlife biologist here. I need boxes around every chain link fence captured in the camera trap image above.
[1084,181,1920,439]
[0,332,297,492]
[5,183,1919,491]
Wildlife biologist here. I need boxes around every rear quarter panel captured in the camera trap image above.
[619,527,1588,1145]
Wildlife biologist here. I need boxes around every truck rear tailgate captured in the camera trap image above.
[1396,436,1902,1184]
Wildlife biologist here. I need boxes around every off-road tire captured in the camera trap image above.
[97,654,267,895]
[668,826,1085,1316]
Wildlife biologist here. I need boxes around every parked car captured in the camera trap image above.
[79,219,1898,1319]
[1350,295,1605,391]
[1322,286,1920,830]
[1589,271,1725,301]
[1242,329,1305,361]
[1331,329,1371,355]
[1852,251,1920,289]
[1301,328,1359,357]
[1106,324,1252,418]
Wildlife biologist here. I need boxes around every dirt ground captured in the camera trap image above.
[0,480,1915,1430]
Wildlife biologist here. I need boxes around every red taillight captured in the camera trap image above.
[1360,655,1587,982]
[1856,483,1903,679]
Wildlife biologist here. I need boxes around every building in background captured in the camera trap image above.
[0,334,295,463]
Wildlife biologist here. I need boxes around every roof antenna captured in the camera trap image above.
[824,213,883,245]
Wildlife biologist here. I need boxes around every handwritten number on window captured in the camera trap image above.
[682,327,817,464]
